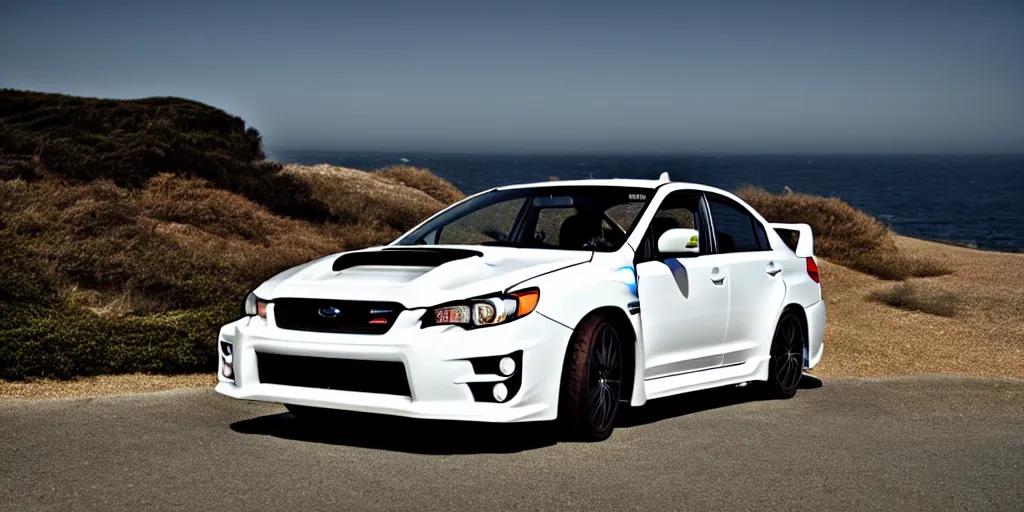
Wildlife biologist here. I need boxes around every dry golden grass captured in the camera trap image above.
[737,186,893,254]
[737,186,950,280]
[283,164,464,246]
[375,165,465,204]
[814,236,1024,378]
[1,167,464,318]
[869,281,960,317]
[1,175,345,315]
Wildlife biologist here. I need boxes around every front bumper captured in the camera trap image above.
[215,308,572,423]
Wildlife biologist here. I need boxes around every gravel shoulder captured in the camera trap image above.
[0,373,215,400]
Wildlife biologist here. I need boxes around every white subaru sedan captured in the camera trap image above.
[216,175,824,440]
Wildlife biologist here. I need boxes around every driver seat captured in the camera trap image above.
[559,213,604,249]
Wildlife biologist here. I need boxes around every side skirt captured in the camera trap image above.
[642,357,770,401]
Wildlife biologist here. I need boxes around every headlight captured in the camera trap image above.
[242,292,269,318]
[424,288,539,329]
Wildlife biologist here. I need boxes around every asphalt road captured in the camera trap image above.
[2,377,1022,511]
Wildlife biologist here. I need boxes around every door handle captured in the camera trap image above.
[766,265,782,277]
[710,275,726,285]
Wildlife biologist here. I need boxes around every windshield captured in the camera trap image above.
[394,186,654,251]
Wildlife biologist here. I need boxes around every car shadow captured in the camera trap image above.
[619,374,822,427]
[231,410,561,455]
[230,375,824,455]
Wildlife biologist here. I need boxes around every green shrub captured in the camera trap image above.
[0,216,225,380]
[0,301,228,380]
[0,230,57,305]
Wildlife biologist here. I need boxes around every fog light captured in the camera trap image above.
[220,341,234,380]
[498,356,516,376]
[492,382,508,402]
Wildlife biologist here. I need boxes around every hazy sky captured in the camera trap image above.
[2,0,1022,153]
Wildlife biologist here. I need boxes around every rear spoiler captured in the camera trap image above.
[770,223,814,258]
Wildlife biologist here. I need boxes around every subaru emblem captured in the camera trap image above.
[318,306,341,319]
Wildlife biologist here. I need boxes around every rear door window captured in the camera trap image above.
[705,195,770,253]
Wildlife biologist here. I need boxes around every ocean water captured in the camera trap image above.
[272,151,1024,252]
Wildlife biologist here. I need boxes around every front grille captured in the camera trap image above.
[273,298,404,335]
[256,352,411,396]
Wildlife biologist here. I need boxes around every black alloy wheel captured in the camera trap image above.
[588,323,622,433]
[562,315,625,441]
[766,312,805,398]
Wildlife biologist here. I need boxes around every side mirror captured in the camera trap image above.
[658,228,700,257]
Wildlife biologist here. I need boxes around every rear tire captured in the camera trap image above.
[764,311,805,399]
[560,314,624,441]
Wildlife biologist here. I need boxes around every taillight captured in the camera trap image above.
[806,257,820,283]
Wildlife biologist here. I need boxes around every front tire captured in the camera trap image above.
[560,315,624,441]
[764,311,805,398]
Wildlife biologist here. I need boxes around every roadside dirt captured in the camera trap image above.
[814,236,1024,377]
[0,373,215,399]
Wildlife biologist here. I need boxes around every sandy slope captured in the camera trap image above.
[3,236,1021,398]
[815,236,1024,377]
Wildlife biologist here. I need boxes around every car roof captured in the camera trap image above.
[496,178,661,190]
[494,177,718,193]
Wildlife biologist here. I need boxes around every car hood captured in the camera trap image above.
[252,245,592,308]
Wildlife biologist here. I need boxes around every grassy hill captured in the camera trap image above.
[0,90,460,380]
[0,89,331,220]
[3,89,1016,386]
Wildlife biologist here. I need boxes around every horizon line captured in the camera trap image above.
[267,149,1024,157]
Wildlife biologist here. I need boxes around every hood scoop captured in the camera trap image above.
[331,247,484,272]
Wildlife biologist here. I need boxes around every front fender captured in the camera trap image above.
[518,263,635,328]
[514,261,648,406]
